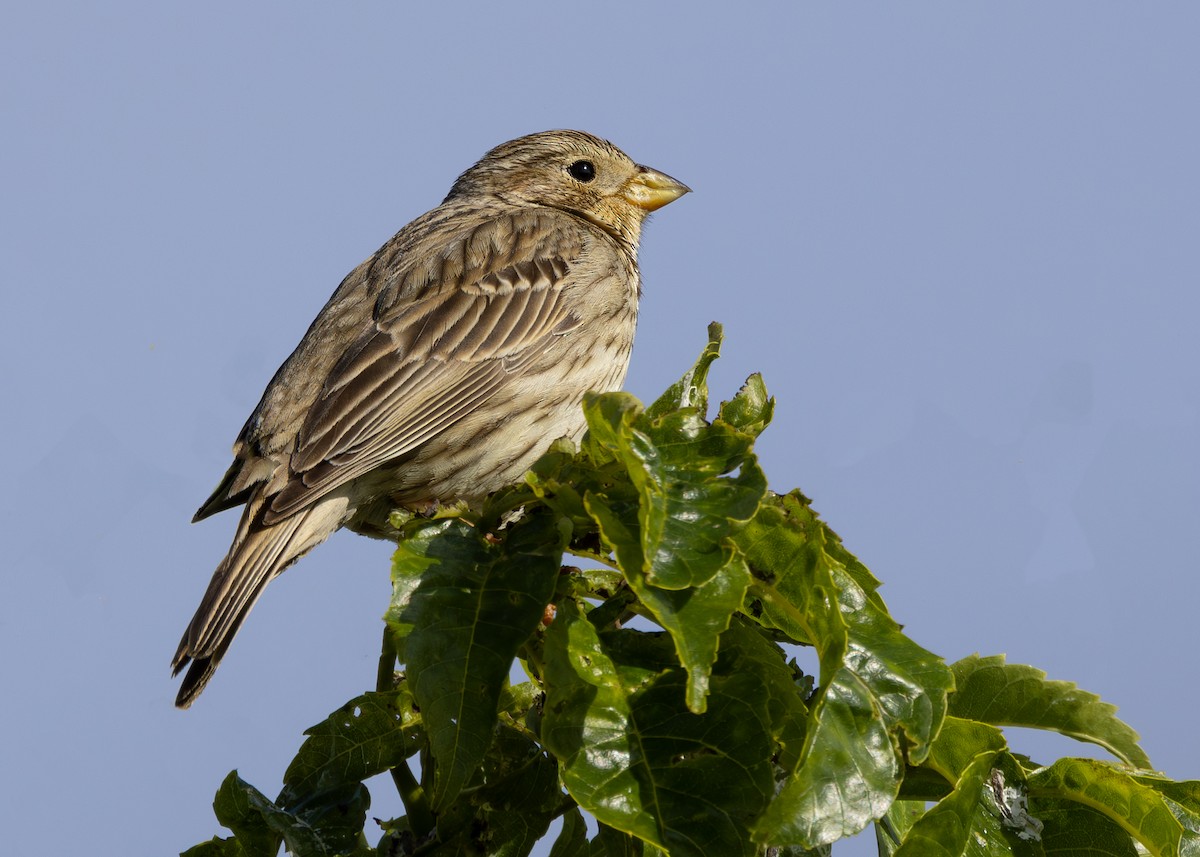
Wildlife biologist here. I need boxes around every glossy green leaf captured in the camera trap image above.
[542,601,778,857]
[582,392,766,591]
[386,505,567,809]
[758,665,898,846]
[1028,758,1200,855]
[949,655,1151,769]
[745,493,951,767]
[612,534,752,714]
[834,562,952,766]
[743,492,952,847]
[541,599,663,849]
[895,751,1010,857]
[579,389,766,712]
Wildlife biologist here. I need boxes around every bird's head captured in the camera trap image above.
[446,130,690,246]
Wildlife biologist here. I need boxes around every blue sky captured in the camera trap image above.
[3,3,1198,854]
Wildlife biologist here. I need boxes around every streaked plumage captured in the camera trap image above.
[173,130,689,708]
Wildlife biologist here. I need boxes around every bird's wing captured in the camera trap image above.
[261,209,588,523]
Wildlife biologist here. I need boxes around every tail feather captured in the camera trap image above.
[173,494,347,709]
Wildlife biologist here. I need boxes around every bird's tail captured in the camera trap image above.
[172,494,346,708]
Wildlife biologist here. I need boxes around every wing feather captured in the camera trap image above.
[261,210,586,523]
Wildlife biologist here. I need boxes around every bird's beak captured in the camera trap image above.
[623,166,691,211]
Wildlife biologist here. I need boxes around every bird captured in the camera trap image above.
[172,130,690,708]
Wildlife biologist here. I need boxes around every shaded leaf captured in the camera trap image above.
[1036,798,1138,857]
[588,823,667,856]
[386,506,567,809]
[278,690,418,809]
[548,807,590,857]
[875,800,929,856]
[181,836,252,857]
[209,770,370,857]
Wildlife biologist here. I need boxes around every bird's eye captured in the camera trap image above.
[567,160,596,183]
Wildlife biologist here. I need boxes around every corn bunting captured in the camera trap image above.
[172,130,689,707]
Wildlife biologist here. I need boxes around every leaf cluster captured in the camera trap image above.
[185,325,1200,857]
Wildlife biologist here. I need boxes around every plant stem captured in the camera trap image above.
[391,763,434,837]
[376,625,398,693]
[377,625,435,838]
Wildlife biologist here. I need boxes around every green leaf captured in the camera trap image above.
[533,332,769,715]
[1028,758,1200,855]
[211,772,285,857]
[743,492,952,847]
[921,717,1008,783]
[209,770,370,857]
[875,800,929,856]
[615,545,752,714]
[894,751,1012,857]
[386,505,567,809]
[540,601,662,850]
[181,836,251,857]
[1129,774,1200,831]
[949,655,1151,768]
[1036,798,1138,857]
[898,765,956,803]
[758,665,899,847]
[588,823,668,856]
[579,390,766,712]
[541,601,778,857]
[646,321,724,419]
[716,373,774,439]
[277,690,418,809]
[482,727,564,852]
[765,845,833,857]
[833,562,952,766]
[582,392,766,590]
[754,491,952,762]
[549,807,590,857]
[428,724,564,857]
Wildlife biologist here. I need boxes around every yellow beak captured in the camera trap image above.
[623,166,691,211]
